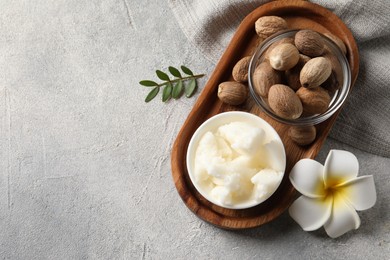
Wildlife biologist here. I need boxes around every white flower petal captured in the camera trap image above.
[337,175,377,211]
[324,150,359,187]
[289,195,332,231]
[324,193,361,238]
[289,159,326,198]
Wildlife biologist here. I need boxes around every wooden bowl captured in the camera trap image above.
[171,0,359,229]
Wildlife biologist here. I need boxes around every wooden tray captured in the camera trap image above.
[171,0,359,229]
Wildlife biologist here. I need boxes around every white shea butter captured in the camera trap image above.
[193,121,284,207]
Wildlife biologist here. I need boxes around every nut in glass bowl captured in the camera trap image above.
[248,29,351,128]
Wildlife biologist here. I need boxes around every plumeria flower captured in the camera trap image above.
[289,150,376,238]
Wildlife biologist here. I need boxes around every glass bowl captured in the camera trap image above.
[248,29,351,126]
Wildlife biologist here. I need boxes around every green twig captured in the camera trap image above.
[140,66,205,103]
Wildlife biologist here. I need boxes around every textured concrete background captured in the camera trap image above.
[0,0,389,259]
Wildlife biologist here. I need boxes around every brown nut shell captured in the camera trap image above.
[288,126,317,146]
[232,56,251,83]
[255,16,288,39]
[321,52,343,93]
[218,81,248,105]
[268,84,303,119]
[300,57,332,89]
[324,32,347,55]
[264,37,295,61]
[253,62,282,97]
[321,71,339,95]
[285,54,311,91]
[296,86,331,115]
[295,30,325,57]
[269,43,300,71]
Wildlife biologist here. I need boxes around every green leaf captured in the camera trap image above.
[140,66,202,103]
[145,87,160,102]
[185,79,197,98]
[181,65,194,76]
[172,80,183,99]
[156,70,170,81]
[168,66,182,78]
[162,83,172,102]
[139,80,158,87]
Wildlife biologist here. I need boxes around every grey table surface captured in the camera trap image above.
[0,1,389,259]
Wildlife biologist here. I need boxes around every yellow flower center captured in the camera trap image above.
[322,175,351,209]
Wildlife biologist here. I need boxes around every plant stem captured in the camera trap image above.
[157,74,205,87]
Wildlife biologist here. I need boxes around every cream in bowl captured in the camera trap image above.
[186,111,286,209]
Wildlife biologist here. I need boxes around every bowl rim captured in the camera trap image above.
[186,111,286,210]
[248,29,352,126]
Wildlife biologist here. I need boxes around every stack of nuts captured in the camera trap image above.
[217,15,347,146]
